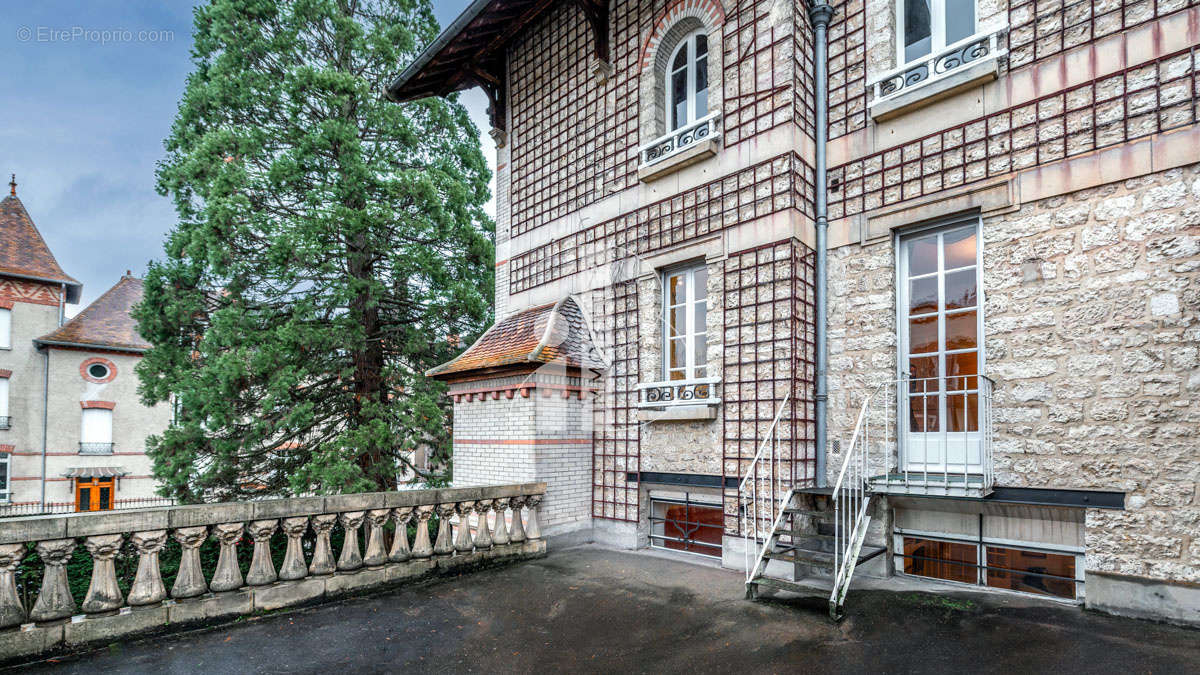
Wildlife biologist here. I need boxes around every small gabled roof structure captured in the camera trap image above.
[36,275,151,354]
[427,296,606,380]
[0,192,82,303]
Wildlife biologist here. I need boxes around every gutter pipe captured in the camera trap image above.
[809,3,834,487]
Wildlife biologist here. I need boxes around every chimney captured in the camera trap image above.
[8,174,14,197]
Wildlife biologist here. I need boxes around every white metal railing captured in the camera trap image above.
[635,376,721,408]
[738,393,792,584]
[869,27,1008,105]
[638,113,721,168]
[830,374,995,617]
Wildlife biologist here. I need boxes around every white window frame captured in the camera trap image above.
[0,453,8,502]
[665,30,709,132]
[895,216,986,473]
[663,263,709,382]
[0,308,10,350]
[81,408,113,445]
[895,0,978,65]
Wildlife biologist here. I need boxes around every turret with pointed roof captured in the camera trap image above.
[0,181,82,303]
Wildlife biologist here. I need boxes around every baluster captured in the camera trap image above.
[433,503,455,556]
[453,501,475,553]
[128,530,169,607]
[411,506,434,558]
[388,508,413,562]
[30,538,77,624]
[337,511,365,571]
[524,495,543,541]
[508,497,527,544]
[363,509,390,567]
[172,526,209,599]
[245,520,279,586]
[308,514,337,575]
[81,534,124,616]
[473,500,493,550]
[490,499,510,546]
[279,517,310,581]
[0,544,26,628]
[210,522,246,592]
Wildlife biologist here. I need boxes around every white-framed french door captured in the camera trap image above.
[897,218,985,474]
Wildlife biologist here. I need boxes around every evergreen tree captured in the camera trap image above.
[136,0,493,501]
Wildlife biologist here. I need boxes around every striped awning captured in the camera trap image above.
[62,466,127,478]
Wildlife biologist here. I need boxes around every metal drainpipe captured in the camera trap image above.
[40,282,65,508]
[810,3,834,488]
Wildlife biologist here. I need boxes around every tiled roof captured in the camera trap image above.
[0,195,81,301]
[427,297,606,378]
[37,275,151,353]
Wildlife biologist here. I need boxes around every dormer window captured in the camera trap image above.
[667,31,709,132]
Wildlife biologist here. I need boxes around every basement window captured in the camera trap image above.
[896,533,1081,600]
[650,496,723,558]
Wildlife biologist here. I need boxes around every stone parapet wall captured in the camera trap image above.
[828,163,1200,584]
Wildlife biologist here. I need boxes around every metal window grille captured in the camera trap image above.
[721,239,817,536]
[829,47,1199,220]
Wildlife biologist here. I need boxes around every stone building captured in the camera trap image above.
[0,182,170,513]
[389,0,1200,625]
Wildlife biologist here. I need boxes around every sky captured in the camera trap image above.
[0,1,493,314]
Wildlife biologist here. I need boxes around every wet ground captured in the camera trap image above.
[16,545,1199,674]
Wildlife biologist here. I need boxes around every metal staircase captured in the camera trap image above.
[741,385,889,620]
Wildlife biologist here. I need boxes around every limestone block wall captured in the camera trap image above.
[827,163,1200,584]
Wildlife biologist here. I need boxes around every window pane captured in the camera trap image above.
[669,274,685,306]
[944,0,976,45]
[945,350,978,389]
[99,487,112,511]
[695,33,707,57]
[909,276,938,315]
[671,67,688,129]
[672,44,688,71]
[945,311,977,350]
[944,269,977,309]
[909,395,940,432]
[693,334,707,372]
[694,56,708,118]
[909,315,938,354]
[903,0,933,61]
[944,227,977,269]
[904,537,977,583]
[670,338,686,372]
[693,266,708,295]
[986,547,1076,600]
[906,235,937,276]
[692,301,707,337]
[947,392,979,432]
[669,305,685,338]
[0,309,9,350]
[907,356,939,392]
[79,487,92,512]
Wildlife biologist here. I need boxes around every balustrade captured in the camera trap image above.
[0,483,545,661]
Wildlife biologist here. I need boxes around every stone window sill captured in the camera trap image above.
[870,56,1001,122]
[636,405,718,422]
[637,138,720,183]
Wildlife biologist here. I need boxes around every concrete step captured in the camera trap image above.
[747,576,831,599]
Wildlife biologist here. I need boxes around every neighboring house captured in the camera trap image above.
[389,0,1200,625]
[0,180,170,513]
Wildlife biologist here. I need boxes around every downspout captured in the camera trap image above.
[40,282,65,508]
[810,3,834,488]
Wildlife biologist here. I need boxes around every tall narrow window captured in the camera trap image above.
[664,264,708,381]
[897,0,976,63]
[666,31,709,131]
[80,408,113,454]
[0,308,10,350]
[0,377,9,429]
[898,220,983,473]
[0,453,8,502]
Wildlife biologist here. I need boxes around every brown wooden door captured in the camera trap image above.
[75,478,114,512]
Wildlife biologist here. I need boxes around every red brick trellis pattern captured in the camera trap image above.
[828,47,1199,220]
[591,278,641,522]
[1007,0,1200,70]
[507,0,815,238]
[827,0,867,140]
[721,239,817,535]
[509,152,815,294]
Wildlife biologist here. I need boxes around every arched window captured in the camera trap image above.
[666,31,709,131]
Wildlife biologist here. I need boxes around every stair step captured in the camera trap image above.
[766,543,887,566]
[792,486,834,496]
[782,507,834,519]
[748,576,830,598]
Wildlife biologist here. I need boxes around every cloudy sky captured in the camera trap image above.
[0,1,492,314]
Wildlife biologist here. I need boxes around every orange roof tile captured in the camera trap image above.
[37,275,151,353]
[427,297,605,379]
[0,195,81,301]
